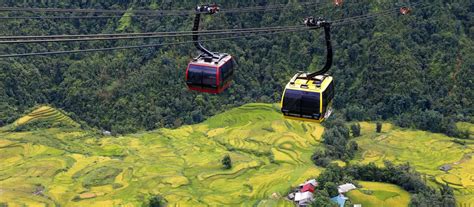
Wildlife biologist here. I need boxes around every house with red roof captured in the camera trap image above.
[301,183,315,193]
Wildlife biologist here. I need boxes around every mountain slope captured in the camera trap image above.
[0,103,324,206]
[1,1,472,133]
[0,104,472,206]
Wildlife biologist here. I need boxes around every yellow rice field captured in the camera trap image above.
[347,181,410,207]
[1,104,472,206]
[0,103,323,206]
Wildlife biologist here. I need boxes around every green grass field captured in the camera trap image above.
[0,104,472,206]
[346,181,411,207]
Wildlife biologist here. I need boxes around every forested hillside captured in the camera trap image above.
[0,0,472,133]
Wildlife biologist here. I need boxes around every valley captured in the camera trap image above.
[0,104,473,206]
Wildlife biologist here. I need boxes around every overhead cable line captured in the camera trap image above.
[0,3,427,58]
[0,1,326,16]
[0,28,310,58]
[0,26,307,44]
[0,3,421,43]
[0,1,328,20]
[0,27,306,44]
[0,25,306,42]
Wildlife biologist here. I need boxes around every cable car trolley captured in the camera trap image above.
[281,17,334,122]
[185,4,235,94]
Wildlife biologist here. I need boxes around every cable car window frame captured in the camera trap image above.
[322,81,334,113]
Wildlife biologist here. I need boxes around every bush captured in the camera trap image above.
[350,123,361,137]
[346,141,359,154]
[376,122,382,133]
[148,195,164,207]
[311,190,337,207]
[311,150,331,167]
[222,154,232,169]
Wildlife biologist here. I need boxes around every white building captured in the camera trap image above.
[304,179,318,187]
[338,183,356,193]
[295,191,314,206]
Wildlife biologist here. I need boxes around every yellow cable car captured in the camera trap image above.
[281,17,334,122]
[281,73,334,122]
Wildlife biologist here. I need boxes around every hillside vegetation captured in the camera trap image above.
[0,0,472,134]
[1,104,473,206]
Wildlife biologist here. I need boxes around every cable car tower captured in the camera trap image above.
[280,17,334,122]
[185,4,235,94]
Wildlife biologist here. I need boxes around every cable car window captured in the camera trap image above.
[219,60,233,86]
[282,89,302,114]
[187,65,203,85]
[202,67,217,87]
[301,91,320,115]
[188,65,217,88]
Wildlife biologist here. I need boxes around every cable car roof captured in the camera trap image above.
[189,54,232,67]
[285,73,333,93]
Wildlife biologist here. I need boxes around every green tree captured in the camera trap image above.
[376,122,382,133]
[311,190,337,207]
[350,123,361,137]
[148,195,164,207]
[440,184,456,207]
[222,154,232,169]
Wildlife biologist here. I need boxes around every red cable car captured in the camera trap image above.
[185,4,235,94]
[186,55,234,94]
[334,0,343,7]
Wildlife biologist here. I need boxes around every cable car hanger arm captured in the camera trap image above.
[304,17,332,79]
[193,4,220,59]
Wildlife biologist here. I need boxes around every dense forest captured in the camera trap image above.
[0,0,472,134]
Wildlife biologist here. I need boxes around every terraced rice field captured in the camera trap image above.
[346,181,410,207]
[0,103,324,206]
[354,122,474,207]
[1,104,472,206]
[11,106,80,130]
[457,122,474,137]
